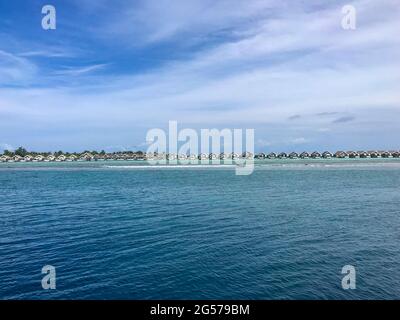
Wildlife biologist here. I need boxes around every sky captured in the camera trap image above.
[0,0,399,153]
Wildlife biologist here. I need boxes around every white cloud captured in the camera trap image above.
[0,50,37,84]
[18,50,75,58]
[291,137,309,145]
[256,139,273,147]
[100,0,279,44]
[0,143,15,151]
[54,64,109,76]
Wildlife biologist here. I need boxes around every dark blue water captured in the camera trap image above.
[1,160,400,299]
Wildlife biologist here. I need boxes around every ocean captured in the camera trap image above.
[1,159,400,299]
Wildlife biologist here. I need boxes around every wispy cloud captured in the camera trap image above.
[315,112,340,117]
[332,116,356,124]
[100,0,279,44]
[0,50,37,84]
[54,64,109,76]
[18,50,75,58]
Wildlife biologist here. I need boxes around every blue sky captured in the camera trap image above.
[0,0,399,152]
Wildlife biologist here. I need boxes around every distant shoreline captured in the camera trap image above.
[1,150,400,163]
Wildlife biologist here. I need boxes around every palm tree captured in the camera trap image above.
[15,147,28,157]
[3,149,13,156]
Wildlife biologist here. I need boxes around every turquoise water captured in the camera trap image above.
[1,159,400,299]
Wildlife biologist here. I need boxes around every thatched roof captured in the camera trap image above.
[322,152,332,158]
[334,151,347,158]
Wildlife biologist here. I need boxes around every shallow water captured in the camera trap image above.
[1,159,400,299]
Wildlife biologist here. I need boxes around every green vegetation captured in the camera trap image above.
[0,147,146,159]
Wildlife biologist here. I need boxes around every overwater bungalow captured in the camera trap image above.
[380,151,390,158]
[145,153,155,161]
[289,152,298,159]
[118,153,127,160]
[67,155,77,162]
[198,153,208,160]
[390,151,400,158]
[166,153,177,161]
[34,155,44,162]
[278,152,287,159]
[230,153,239,160]
[0,155,9,162]
[209,153,218,160]
[56,155,66,162]
[135,153,145,160]
[157,153,167,160]
[14,155,23,162]
[79,153,93,161]
[45,155,55,162]
[347,151,358,158]
[322,151,332,159]
[241,152,253,159]
[334,151,347,158]
[368,151,379,158]
[358,151,368,158]
[125,154,133,160]
[94,155,106,161]
[24,155,33,162]
[300,152,310,159]
[178,154,188,161]
[311,151,321,159]
[267,152,277,159]
[255,153,265,159]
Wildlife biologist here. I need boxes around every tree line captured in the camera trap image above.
[1,147,145,157]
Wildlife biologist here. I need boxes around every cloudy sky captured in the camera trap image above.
[0,0,399,152]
